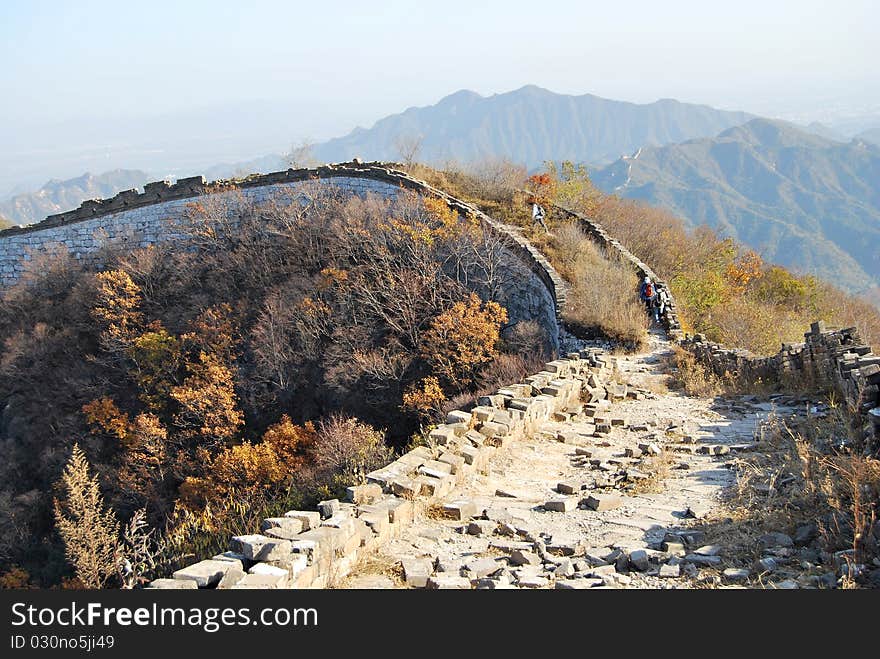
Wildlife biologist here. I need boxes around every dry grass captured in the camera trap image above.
[332,551,406,589]
[627,449,675,494]
[533,222,648,349]
[665,347,725,397]
[697,407,880,587]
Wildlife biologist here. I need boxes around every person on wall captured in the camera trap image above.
[639,276,658,321]
[530,199,548,233]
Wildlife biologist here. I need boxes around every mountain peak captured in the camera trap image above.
[437,89,482,104]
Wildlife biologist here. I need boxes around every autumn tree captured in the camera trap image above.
[178,415,314,510]
[91,270,143,355]
[170,352,243,447]
[54,445,120,588]
[402,376,446,425]
[420,293,508,389]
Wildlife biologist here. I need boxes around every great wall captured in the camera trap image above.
[3,161,878,589]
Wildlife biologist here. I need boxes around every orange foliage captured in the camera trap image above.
[183,304,239,361]
[725,250,764,294]
[0,566,35,589]
[178,415,314,510]
[420,293,508,389]
[83,397,130,441]
[170,352,243,442]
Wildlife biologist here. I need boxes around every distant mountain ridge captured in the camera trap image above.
[593,118,880,293]
[312,85,755,167]
[0,170,149,226]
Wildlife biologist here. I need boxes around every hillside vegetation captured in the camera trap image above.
[0,185,548,587]
[409,160,880,355]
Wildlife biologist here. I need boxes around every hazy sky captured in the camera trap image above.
[1,0,878,192]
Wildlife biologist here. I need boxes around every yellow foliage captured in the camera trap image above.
[402,376,446,420]
[171,352,243,442]
[420,293,508,389]
[83,397,130,441]
[92,270,143,348]
[127,323,182,412]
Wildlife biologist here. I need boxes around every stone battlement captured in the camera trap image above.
[681,321,880,447]
[0,161,568,350]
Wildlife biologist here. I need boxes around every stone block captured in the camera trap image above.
[147,578,198,589]
[684,553,722,566]
[427,575,472,589]
[317,499,341,518]
[544,498,577,513]
[438,452,466,474]
[583,494,623,511]
[467,520,497,536]
[443,499,479,520]
[629,550,650,571]
[390,477,420,499]
[464,557,502,578]
[231,535,292,561]
[262,517,304,535]
[429,426,456,445]
[446,410,472,425]
[346,483,383,505]
[173,559,241,588]
[472,406,496,422]
[230,573,287,589]
[723,568,751,582]
[418,459,453,479]
[216,568,246,589]
[556,482,579,495]
[358,511,390,538]
[510,549,542,566]
[402,557,434,588]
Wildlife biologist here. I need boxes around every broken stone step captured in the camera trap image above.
[544,498,577,513]
[583,494,624,511]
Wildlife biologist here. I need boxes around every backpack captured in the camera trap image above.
[644,282,654,298]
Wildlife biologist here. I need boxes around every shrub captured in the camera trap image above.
[419,293,508,390]
[53,445,120,588]
[312,416,394,486]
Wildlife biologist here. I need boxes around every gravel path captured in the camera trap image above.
[345,332,802,589]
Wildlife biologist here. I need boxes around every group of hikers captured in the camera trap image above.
[528,199,670,326]
[639,276,670,324]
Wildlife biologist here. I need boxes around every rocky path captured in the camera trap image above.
[344,332,804,589]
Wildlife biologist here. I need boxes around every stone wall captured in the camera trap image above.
[0,161,566,350]
[548,202,683,338]
[681,322,880,448]
[544,201,879,447]
[147,348,621,589]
